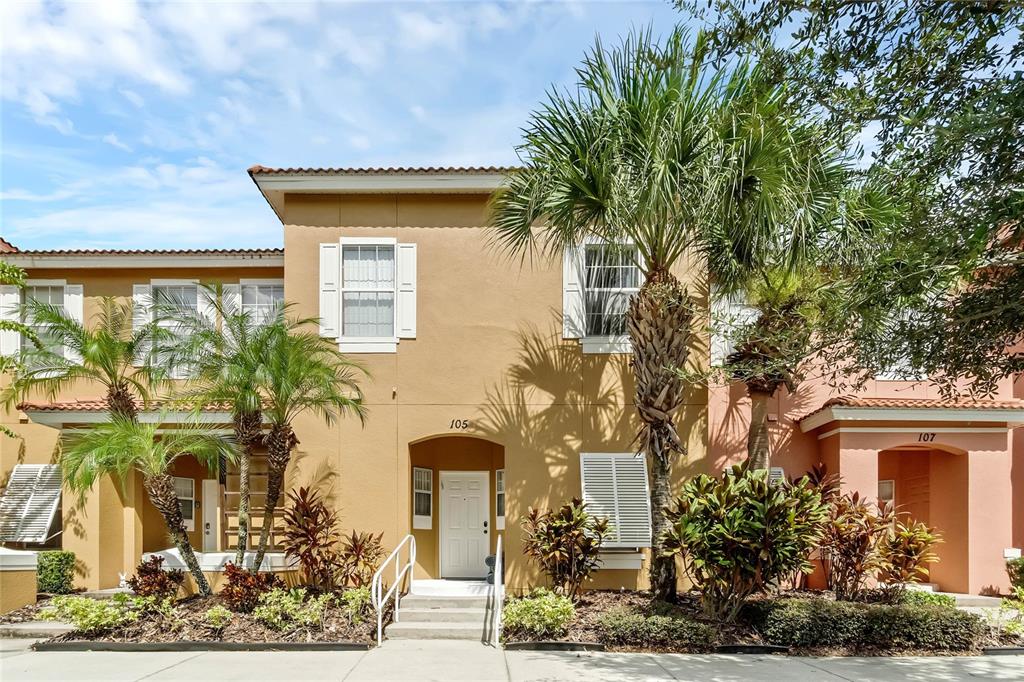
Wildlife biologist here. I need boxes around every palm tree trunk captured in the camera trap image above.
[627,267,695,602]
[746,387,773,470]
[233,410,262,566]
[106,382,138,421]
[253,424,297,571]
[144,473,211,595]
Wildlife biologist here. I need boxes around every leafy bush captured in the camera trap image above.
[220,562,284,613]
[204,605,233,631]
[502,589,575,639]
[282,487,341,590]
[37,550,76,594]
[878,519,941,600]
[337,530,385,588]
[662,463,828,621]
[127,555,185,599]
[252,588,334,631]
[754,598,985,651]
[41,594,148,634]
[521,498,609,599]
[337,586,372,624]
[900,590,956,609]
[597,606,715,650]
[820,492,895,601]
[1007,557,1024,592]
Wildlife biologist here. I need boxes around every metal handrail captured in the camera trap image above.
[371,534,416,645]
[491,533,504,646]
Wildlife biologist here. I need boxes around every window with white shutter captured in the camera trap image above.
[564,242,641,353]
[580,453,652,548]
[412,467,432,530]
[22,282,66,365]
[709,286,760,366]
[0,464,62,544]
[151,280,199,379]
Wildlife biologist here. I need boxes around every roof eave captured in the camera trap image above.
[799,406,1024,432]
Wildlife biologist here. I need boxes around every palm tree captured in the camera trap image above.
[155,284,279,566]
[62,416,236,595]
[3,296,161,420]
[489,28,842,600]
[0,262,35,376]
[252,326,365,570]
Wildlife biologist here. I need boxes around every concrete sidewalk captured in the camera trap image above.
[2,638,1023,681]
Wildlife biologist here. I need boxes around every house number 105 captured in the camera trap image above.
[449,419,471,430]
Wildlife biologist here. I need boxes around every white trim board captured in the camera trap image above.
[254,173,505,194]
[3,254,283,269]
[22,410,236,428]
[817,426,1009,440]
[800,407,1024,432]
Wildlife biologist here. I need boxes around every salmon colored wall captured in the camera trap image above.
[1014,375,1024,551]
[930,450,970,593]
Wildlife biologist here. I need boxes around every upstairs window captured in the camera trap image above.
[342,244,395,338]
[23,284,66,361]
[583,244,640,337]
[240,281,284,325]
[151,282,199,379]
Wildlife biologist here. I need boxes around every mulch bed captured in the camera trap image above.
[505,589,1020,656]
[44,594,378,645]
[0,600,49,625]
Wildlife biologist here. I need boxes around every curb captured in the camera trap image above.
[716,644,790,655]
[983,647,1024,656]
[33,640,371,652]
[503,640,606,652]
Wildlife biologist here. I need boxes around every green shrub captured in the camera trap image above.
[502,589,575,639]
[37,550,76,594]
[41,594,148,634]
[597,606,715,650]
[820,493,895,601]
[754,597,985,651]
[1007,557,1024,591]
[521,498,609,599]
[204,605,233,631]
[900,590,956,609]
[878,519,941,601]
[252,588,334,631]
[338,586,372,624]
[663,463,829,621]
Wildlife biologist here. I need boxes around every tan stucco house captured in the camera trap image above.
[1,166,1022,598]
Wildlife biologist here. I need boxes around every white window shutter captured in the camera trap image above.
[64,284,84,364]
[0,284,21,358]
[562,246,585,339]
[222,283,240,319]
[396,243,417,339]
[132,284,152,366]
[580,453,652,549]
[319,243,340,338]
[0,464,62,543]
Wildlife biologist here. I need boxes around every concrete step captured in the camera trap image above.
[410,579,490,597]
[953,594,1002,608]
[399,607,486,623]
[0,621,74,639]
[386,621,486,640]
[400,596,488,610]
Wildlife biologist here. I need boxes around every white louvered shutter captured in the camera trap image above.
[0,284,21,358]
[319,244,340,338]
[396,243,417,339]
[562,246,585,339]
[580,453,652,548]
[64,284,84,364]
[132,284,152,366]
[0,464,62,543]
[710,288,760,366]
[769,467,786,484]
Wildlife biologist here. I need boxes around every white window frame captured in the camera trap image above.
[173,477,196,532]
[339,237,399,354]
[495,469,506,531]
[150,279,201,380]
[577,240,642,354]
[412,466,433,530]
[22,279,68,362]
[579,452,652,549]
[238,278,284,325]
[878,479,895,506]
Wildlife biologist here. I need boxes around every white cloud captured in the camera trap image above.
[120,89,144,108]
[395,11,462,51]
[102,133,132,152]
[349,134,371,151]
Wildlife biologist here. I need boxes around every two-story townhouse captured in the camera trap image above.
[1,165,1021,597]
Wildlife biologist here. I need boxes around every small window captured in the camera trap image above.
[152,283,199,379]
[495,469,506,531]
[878,479,895,506]
[342,244,396,338]
[240,282,284,325]
[583,244,640,337]
[22,285,66,363]
[173,477,196,532]
[413,467,432,530]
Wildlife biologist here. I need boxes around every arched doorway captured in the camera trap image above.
[408,435,505,580]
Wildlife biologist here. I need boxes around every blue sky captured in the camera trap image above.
[1,1,680,250]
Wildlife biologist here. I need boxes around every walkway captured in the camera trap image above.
[2,638,1023,681]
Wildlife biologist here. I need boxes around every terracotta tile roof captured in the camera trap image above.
[0,237,17,253]
[6,247,282,257]
[248,165,517,176]
[799,396,1024,423]
[18,399,233,412]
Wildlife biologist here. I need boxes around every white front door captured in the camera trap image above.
[440,471,490,578]
[202,479,219,552]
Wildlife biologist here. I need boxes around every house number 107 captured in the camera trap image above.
[449,419,470,430]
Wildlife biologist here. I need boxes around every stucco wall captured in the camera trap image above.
[0,569,37,614]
